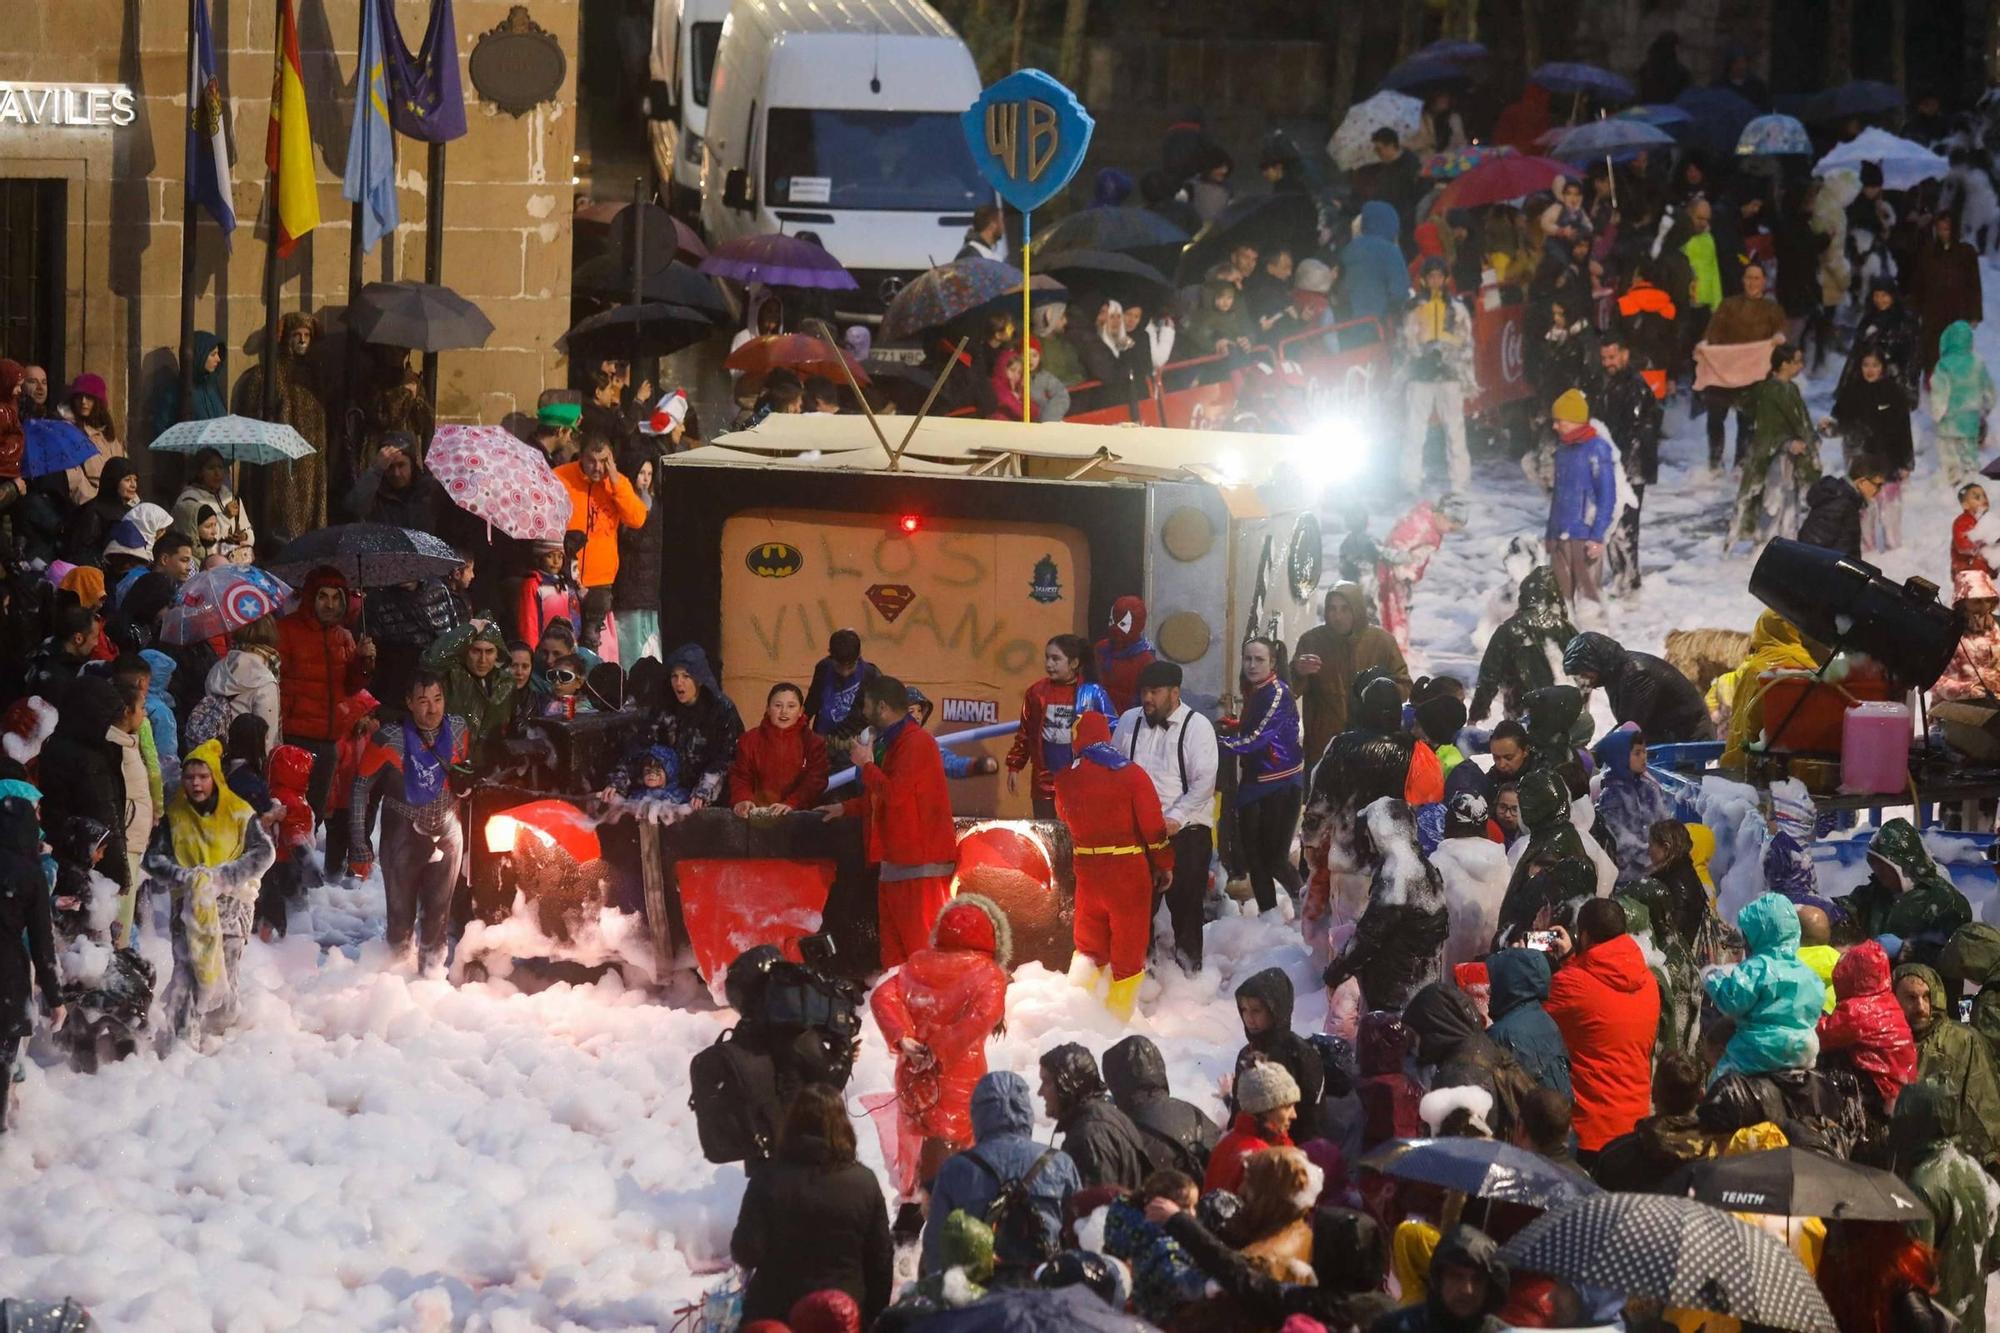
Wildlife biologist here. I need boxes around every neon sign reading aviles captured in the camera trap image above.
[0,83,139,129]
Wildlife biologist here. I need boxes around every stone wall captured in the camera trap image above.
[0,0,579,472]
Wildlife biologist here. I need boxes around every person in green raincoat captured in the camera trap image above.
[421,620,515,765]
[1468,567,1577,725]
[1891,1080,2000,1333]
[1728,343,1821,549]
[150,331,229,435]
[1838,820,1974,968]
[1893,962,2000,1172]
[1520,683,1591,787]
[1495,766,1592,940]
[1613,892,1691,1060]
[1929,320,1995,488]
[1940,922,2000,1065]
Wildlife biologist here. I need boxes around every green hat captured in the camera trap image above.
[538,402,582,429]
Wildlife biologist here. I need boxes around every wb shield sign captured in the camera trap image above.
[962,70,1093,211]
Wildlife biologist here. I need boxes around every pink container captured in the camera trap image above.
[1840,701,1912,795]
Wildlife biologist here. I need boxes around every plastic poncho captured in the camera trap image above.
[1469,567,1576,725]
[1816,939,1916,1107]
[1322,798,1449,1012]
[1706,893,1825,1081]
[1838,820,1973,967]
[1485,947,1571,1098]
[1890,1080,2000,1333]
[1894,962,2000,1169]
[1930,320,1996,442]
[1496,769,1590,937]
[422,621,516,755]
[1592,726,1675,885]
[1718,612,1818,766]
[1941,922,2000,1064]
[1729,373,1821,546]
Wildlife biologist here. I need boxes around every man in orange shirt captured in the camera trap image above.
[553,436,648,658]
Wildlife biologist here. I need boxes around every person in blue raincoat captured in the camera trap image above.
[1705,892,1826,1083]
[1339,201,1414,320]
[1591,725,1674,886]
[1484,946,1572,1098]
[923,1070,1081,1279]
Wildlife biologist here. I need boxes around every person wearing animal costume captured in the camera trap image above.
[1055,711,1172,1020]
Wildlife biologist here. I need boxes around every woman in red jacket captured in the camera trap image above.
[1004,634,1113,819]
[728,682,829,813]
[868,894,1011,1197]
[1206,1060,1300,1195]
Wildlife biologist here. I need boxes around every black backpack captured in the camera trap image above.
[688,1028,780,1164]
[967,1147,1061,1276]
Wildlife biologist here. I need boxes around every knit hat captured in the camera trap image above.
[1236,1059,1301,1114]
[1552,388,1589,424]
[788,1290,861,1333]
[1414,694,1467,744]
[59,565,107,608]
[1293,258,1334,294]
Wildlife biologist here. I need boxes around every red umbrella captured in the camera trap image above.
[724,333,869,384]
[1438,154,1576,209]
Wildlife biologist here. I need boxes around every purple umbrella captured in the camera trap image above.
[698,233,859,290]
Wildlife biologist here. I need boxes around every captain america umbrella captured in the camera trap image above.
[158,565,295,645]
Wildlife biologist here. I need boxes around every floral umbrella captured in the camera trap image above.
[1420,144,1516,181]
[882,258,1027,342]
[158,566,295,645]
[1328,90,1425,171]
[427,424,570,543]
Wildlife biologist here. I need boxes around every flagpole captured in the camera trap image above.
[259,0,285,423]
[421,139,444,411]
[177,0,201,425]
[343,0,370,488]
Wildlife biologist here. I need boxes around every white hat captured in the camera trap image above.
[641,390,690,435]
[102,502,175,563]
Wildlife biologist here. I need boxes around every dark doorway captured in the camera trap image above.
[0,179,67,385]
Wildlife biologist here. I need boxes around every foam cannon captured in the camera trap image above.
[1749,538,1957,689]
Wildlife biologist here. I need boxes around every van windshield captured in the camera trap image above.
[689,22,721,107]
[766,109,988,212]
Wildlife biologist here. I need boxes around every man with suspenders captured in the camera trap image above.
[1111,661,1220,971]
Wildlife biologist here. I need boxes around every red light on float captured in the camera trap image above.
[897,513,921,534]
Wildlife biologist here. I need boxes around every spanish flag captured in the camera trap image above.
[264,0,319,257]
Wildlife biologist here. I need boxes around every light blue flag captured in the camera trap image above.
[341,0,398,253]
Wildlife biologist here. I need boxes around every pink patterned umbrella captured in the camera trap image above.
[428,424,569,543]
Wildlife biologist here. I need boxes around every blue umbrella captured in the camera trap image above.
[1552,119,1677,163]
[1618,103,1695,133]
[1379,57,1471,94]
[1736,113,1813,157]
[1672,86,1761,155]
[882,258,1027,342]
[1811,79,1905,123]
[21,418,97,480]
[1362,1137,1603,1209]
[1532,62,1635,103]
[1418,38,1488,64]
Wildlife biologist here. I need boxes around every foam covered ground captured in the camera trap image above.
[7,276,2000,1328]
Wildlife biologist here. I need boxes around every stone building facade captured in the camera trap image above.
[0,0,580,477]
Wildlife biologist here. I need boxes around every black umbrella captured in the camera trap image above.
[1033,205,1190,275]
[557,302,716,360]
[1379,56,1473,95]
[1501,1194,1838,1333]
[269,523,465,588]
[1805,79,1906,124]
[1360,1137,1602,1209]
[349,281,495,352]
[859,358,937,413]
[1175,192,1319,284]
[1671,1147,1930,1223]
[571,254,730,320]
[1031,249,1174,309]
[904,1285,1158,1331]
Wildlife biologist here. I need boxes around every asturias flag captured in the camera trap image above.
[185,0,237,244]
[342,0,398,254]
[264,0,320,257]
[379,0,467,144]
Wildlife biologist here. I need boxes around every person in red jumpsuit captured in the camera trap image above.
[868,893,1012,1198]
[1054,711,1172,1020]
[1092,595,1157,715]
[819,675,957,969]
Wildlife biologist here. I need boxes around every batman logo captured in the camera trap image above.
[745,542,804,578]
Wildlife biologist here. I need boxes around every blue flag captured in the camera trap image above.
[379,0,467,144]
[185,0,237,243]
[342,0,398,253]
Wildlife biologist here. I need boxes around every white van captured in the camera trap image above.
[700,0,992,317]
[645,0,731,213]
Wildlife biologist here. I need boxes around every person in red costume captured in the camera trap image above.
[728,682,829,813]
[1005,634,1113,819]
[1054,711,1172,1020]
[1092,596,1157,715]
[868,893,1011,1197]
[819,675,958,968]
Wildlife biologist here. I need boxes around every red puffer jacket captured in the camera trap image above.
[1546,933,1661,1150]
[277,568,367,741]
[842,719,956,870]
[1817,939,1918,1107]
[869,897,1010,1143]
[0,361,22,481]
[268,744,317,852]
